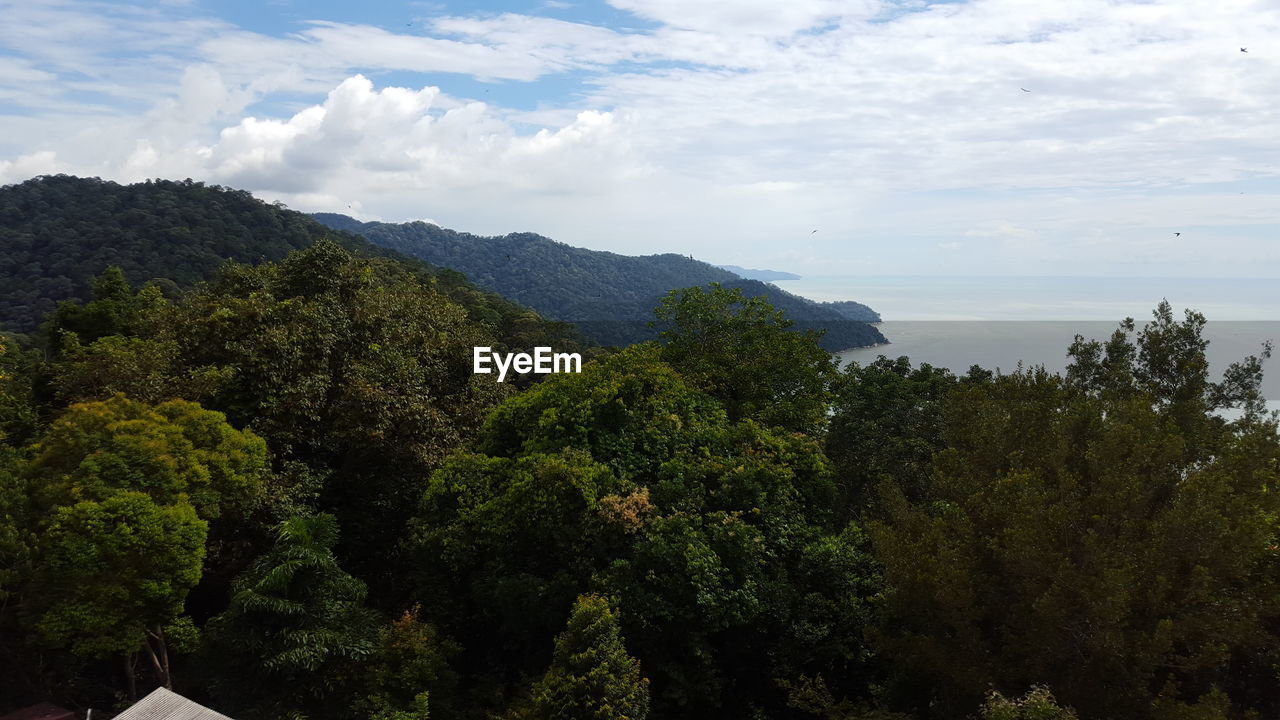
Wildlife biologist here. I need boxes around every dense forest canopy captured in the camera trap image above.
[312,213,887,351]
[1,176,1278,720]
[1,239,1276,720]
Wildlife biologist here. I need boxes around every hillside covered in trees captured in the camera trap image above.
[312,213,886,351]
[2,232,1277,720]
[0,176,584,357]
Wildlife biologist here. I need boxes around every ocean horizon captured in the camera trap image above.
[775,274,1280,322]
[774,275,1280,415]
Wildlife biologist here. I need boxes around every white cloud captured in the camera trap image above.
[3,0,1280,276]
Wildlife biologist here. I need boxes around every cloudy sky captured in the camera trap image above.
[1,0,1278,278]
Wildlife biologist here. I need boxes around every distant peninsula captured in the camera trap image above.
[716,265,802,281]
[819,300,881,323]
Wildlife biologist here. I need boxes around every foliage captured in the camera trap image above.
[358,605,460,720]
[870,314,1280,719]
[204,513,378,718]
[980,686,1078,720]
[52,334,233,406]
[410,345,880,718]
[43,267,167,355]
[312,214,885,351]
[27,491,206,660]
[654,283,839,434]
[413,449,630,669]
[826,356,959,515]
[529,594,649,720]
[25,394,268,520]
[477,344,726,478]
[0,334,38,445]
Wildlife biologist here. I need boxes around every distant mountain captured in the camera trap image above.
[0,176,584,354]
[820,300,881,323]
[716,265,801,281]
[312,214,886,351]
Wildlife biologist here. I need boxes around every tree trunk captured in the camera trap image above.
[141,627,172,691]
[156,625,172,689]
[123,653,137,700]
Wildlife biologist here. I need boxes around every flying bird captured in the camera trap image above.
[1241,47,1248,53]
[810,229,818,234]
[1174,232,1181,237]
[1020,87,1031,92]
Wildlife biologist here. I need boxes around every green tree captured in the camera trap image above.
[149,240,512,588]
[27,491,206,696]
[52,335,232,406]
[653,283,837,434]
[870,313,1280,719]
[410,345,879,718]
[826,356,959,516]
[530,594,649,720]
[25,394,268,521]
[204,513,378,719]
[980,686,1077,720]
[44,267,165,356]
[412,449,631,672]
[358,605,460,720]
[478,344,726,479]
[0,335,38,446]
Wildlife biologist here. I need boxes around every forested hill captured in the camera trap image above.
[0,176,581,351]
[312,213,887,351]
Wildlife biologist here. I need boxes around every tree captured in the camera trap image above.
[149,240,513,588]
[0,335,38,446]
[530,594,649,720]
[410,344,878,718]
[412,449,631,673]
[477,344,727,480]
[980,686,1077,720]
[52,335,231,405]
[204,513,378,719]
[27,491,206,696]
[25,394,268,521]
[653,283,837,434]
[870,311,1280,719]
[43,267,165,356]
[826,356,959,517]
[358,605,460,720]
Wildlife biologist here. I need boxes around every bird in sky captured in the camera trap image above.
[810,229,818,234]
[1241,47,1248,53]
[1174,232,1181,237]
[1020,87,1031,92]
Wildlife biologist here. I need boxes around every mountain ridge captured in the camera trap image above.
[311,213,887,351]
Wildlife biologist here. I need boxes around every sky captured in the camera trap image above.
[1,0,1279,278]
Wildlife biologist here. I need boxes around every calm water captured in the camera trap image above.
[838,321,1279,398]
[779,275,1280,413]
[776,275,1280,321]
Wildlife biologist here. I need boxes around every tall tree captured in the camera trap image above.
[530,594,649,720]
[24,394,268,521]
[43,267,165,356]
[204,513,378,719]
[0,335,38,446]
[411,345,878,718]
[871,311,1280,719]
[826,356,960,516]
[653,283,838,434]
[27,491,206,696]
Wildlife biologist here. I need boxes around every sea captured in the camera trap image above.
[771,275,1280,416]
